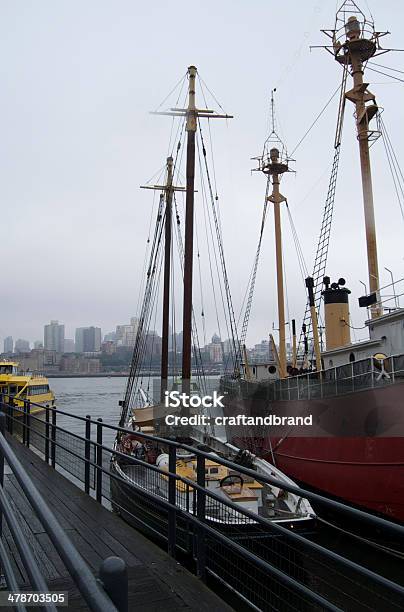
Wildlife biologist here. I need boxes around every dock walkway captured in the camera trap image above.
[3,435,232,611]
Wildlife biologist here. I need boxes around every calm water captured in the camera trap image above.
[50,377,127,446]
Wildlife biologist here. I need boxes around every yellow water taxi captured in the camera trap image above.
[0,360,55,415]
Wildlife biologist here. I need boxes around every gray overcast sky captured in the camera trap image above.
[1,0,403,348]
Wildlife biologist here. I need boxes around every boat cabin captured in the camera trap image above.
[0,362,20,375]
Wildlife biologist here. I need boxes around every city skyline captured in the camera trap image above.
[1,1,403,352]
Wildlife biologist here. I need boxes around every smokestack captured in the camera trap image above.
[322,277,351,350]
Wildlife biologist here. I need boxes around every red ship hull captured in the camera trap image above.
[226,381,404,522]
[264,437,404,521]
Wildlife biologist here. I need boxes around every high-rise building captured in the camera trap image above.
[207,333,223,363]
[115,318,139,347]
[44,320,65,352]
[104,331,116,342]
[15,339,30,353]
[64,339,75,353]
[3,336,13,354]
[75,327,101,353]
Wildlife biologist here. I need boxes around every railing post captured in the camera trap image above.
[84,415,91,495]
[0,412,5,529]
[22,400,27,445]
[8,397,14,436]
[96,418,103,504]
[99,556,128,612]
[45,405,50,464]
[51,407,56,469]
[196,454,206,581]
[26,400,31,449]
[168,445,177,558]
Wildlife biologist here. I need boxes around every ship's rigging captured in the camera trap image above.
[120,67,241,428]
[240,0,404,366]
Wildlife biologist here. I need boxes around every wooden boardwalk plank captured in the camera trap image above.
[3,435,233,612]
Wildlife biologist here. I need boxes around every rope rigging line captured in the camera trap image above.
[297,64,348,361]
[368,61,404,75]
[198,119,242,372]
[297,143,342,361]
[378,114,404,223]
[290,84,342,156]
[285,202,309,283]
[195,224,207,350]
[239,177,271,347]
[197,139,225,355]
[129,214,165,403]
[366,67,404,84]
[121,195,166,424]
[154,72,188,112]
[135,168,166,319]
[172,192,208,395]
[197,133,236,373]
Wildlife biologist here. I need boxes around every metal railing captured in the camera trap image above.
[2,395,404,612]
[234,353,404,402]
[0,411,128,612]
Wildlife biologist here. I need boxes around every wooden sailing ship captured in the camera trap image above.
[221,0,404,522]
[110,65,314,531]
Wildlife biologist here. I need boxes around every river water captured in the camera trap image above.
[50,377,127,447]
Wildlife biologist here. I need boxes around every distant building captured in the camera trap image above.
[3,336,13,354]
[64,339,75,353]
[250,339,272,363]
[101,341,116,355]
[104,331,116,342]
[59,355,101,374]
[34,340,43,350]
[115,318,139,347]
[207,333,223,363]
[75,327,101,353]
[17,349,61,373]
[14,339,30,353]
[44,320,65,353]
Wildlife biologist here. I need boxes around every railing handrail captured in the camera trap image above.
[0,412,122,612]
[3,397,404,611]
[235,351,404,386]
[4,395,404,544]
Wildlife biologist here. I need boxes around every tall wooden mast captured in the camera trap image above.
[323,2,390,318]
[141,158,185,401]
[153,66,232,395]
[161,157,174,400]
[182,66,197,395]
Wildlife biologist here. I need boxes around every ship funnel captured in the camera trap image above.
[322,278,351,351]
